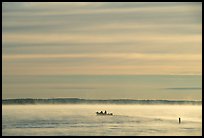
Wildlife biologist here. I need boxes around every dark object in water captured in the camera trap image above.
[96,111,113,116]
[179,118,181,124]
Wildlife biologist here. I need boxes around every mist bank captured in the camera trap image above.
[2,98,202,105]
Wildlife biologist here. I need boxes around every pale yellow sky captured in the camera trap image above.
[2,2,202,99]
[3,2,202,75]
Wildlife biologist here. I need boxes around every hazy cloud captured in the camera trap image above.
[2,2,202,99]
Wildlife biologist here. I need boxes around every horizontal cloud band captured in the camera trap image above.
[3,53,201,61]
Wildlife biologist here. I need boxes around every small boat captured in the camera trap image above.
[96,111,113,116]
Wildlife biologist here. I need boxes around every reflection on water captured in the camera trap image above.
[2,104,202,136]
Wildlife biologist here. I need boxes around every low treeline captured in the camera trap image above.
[2,98,202,105]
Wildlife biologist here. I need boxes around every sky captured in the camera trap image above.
[2,2,202,100]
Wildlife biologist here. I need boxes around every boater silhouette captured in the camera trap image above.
[96,110,113,115]
[179,118,181,124]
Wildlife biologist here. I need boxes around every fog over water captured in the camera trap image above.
[2,2,202,136]
[2,104,202,136]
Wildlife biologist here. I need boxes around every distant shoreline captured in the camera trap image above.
[2,98,202,105]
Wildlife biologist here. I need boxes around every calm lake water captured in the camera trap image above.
[2,104,202,136]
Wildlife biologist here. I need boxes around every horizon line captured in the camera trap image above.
[2,74,202,76]
[2,98,202,102]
